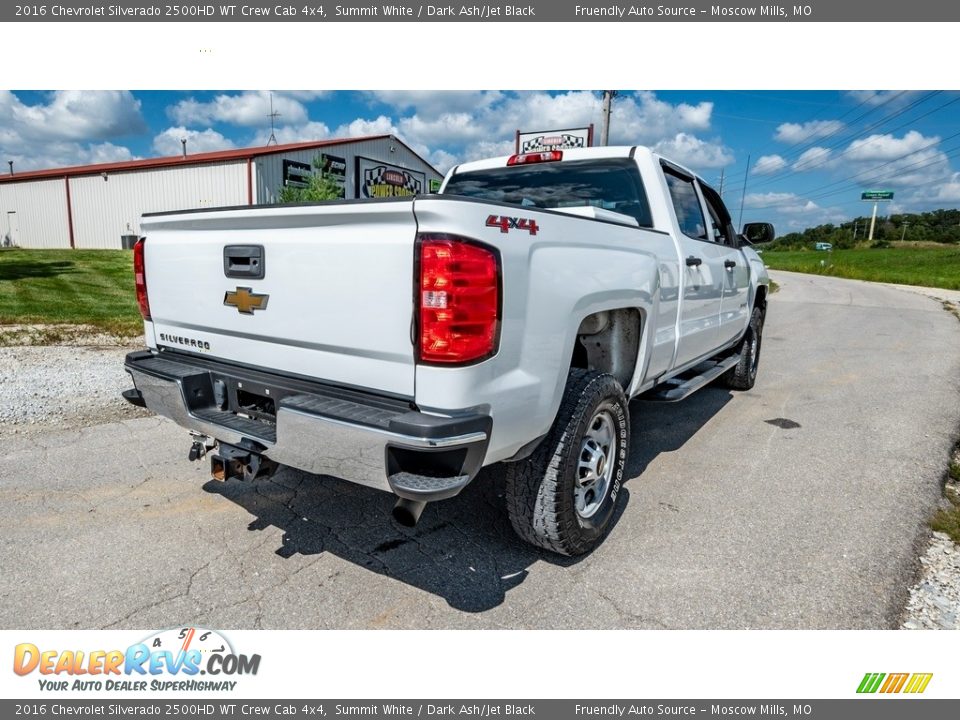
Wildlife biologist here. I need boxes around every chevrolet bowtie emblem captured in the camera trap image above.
[224,287,269,314]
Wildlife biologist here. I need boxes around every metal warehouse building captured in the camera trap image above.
[0,135,442,249]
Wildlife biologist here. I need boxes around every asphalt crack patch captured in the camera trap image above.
[765,418,802,429]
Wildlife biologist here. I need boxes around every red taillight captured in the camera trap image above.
[418,235,500,364]
[133,237,151,321]
[507,150,563,166]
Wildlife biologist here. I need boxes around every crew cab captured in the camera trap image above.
[123,146,773,555]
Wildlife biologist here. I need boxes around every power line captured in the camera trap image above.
[743,101,960,209]
[745,90,935,190]
[743,146,960,210]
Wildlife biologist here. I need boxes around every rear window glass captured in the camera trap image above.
[443,158,653,227]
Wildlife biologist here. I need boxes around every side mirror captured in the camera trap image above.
[740,222,776,246]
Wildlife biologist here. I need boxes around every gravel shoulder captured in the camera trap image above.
[0,339,150,436]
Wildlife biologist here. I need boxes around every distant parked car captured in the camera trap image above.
[815,242,833,251]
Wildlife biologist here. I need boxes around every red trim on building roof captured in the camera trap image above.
[0,136,398,184]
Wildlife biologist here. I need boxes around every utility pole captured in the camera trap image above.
[737,154,751,229]
[600,90,618,146]
[868,201,879,241]
[718,168,725,197]
[900,222,910,242]
[852,221,858,242]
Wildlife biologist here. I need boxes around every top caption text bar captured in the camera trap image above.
[5,1,960,22]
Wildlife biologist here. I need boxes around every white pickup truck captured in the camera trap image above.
[123,145,772,555]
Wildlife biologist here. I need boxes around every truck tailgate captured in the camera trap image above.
[139,200,417,398]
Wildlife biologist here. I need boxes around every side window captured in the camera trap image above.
[700,182,735,246]
[664,169,707,240]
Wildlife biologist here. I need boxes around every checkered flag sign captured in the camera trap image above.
[363,165,422,197]
[521,134,587,152]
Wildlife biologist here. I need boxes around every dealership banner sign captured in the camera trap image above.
[516,126,593,153]
[356,157,425,199]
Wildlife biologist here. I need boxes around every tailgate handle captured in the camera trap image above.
[223,245,265,279]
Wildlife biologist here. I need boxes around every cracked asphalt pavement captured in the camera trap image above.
[2,271,959,629]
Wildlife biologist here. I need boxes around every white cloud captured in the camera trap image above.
[456,140,517,163]
[792,146,833,171]
[843,131,950,188]
[399,113,486,146]
[369,90,724,171]
[251,120,331,145]
[0,91,144,171]
[169,91,310,127]
[774,119,844,144]
[744,192,823,214]
[933,173,960,202]
[744,191,806,208]
[0,90,145,142]
[236,91,724,176]
[844,130,936,162]
[846,90,914,107]
[495,91,713,146]
[81,142,137,165]
[152,127,235,156]
[742,192,847,230]
[753,154,787,175]
[427,149,459,174]
[333,115,398,138]
[368,91,503,116]
[652,133,733,170]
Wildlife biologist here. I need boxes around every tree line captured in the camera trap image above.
[769,208,960,249]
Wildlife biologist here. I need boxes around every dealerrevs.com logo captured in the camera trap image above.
[857,672,933,694]
[13,627,260,693]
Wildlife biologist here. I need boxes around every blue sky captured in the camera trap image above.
[3,90,959,233]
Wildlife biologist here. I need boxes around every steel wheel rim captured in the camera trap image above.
[748,320,761,377]
[575,406,618,519]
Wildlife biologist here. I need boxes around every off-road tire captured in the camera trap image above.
[723,304,764,390]
[505,369,629,556]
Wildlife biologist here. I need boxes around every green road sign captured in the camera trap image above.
[862,190,894,201]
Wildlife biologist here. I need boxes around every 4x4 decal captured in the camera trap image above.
[486,214,539,235]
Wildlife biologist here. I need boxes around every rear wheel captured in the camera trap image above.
[505,369,629,556]
[723,304,764,390]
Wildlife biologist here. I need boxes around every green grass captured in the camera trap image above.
[931,441,960,544]
[931,492,960,544]
[761,246,960,291]
[0,248,142,336]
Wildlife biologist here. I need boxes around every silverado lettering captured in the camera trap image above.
[158,333,211,350]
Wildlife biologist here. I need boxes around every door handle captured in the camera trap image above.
[724,260,737,270]
[686,256,702,267]
[223,245,265,279]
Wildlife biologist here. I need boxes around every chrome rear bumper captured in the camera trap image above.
[124,350,490,500]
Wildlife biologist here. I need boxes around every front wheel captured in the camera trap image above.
[723,304,764,390]
[505,369,629,556]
